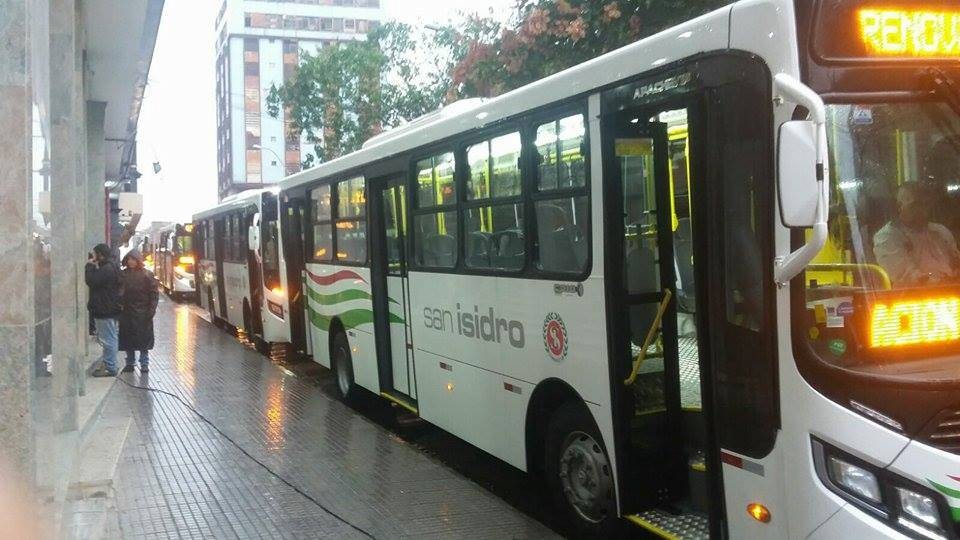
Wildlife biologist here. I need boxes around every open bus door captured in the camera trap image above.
[369,175,418,410]
[601,58,779,538]
[603,112,693,518]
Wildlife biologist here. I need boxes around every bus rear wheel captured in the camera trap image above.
[545,401,619,537]
[332,331,358,403]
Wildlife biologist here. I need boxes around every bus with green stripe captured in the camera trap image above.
[195,1,960,537]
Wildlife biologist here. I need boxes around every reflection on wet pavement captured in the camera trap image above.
[109,298,557,539]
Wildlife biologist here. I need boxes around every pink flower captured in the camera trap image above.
[603,2,622,22]
[566,17,587,41]
[525,7,550,37]
[556,0,579,16]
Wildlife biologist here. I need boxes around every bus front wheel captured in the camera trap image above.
[545,401,619,537]
[332,331,358,403]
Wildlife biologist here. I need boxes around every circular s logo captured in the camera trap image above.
[543,312,569,362]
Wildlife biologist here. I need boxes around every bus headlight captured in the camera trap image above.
[828,455,881,504]
[813,438,950,539]
[897,487,942,530]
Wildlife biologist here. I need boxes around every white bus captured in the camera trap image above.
[153,223,196,301]
[192,188,294,347]
[222,0,960,537]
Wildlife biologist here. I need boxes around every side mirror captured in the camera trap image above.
[778,120,820,228]
[248,225,260,253]
[772,73,830,285]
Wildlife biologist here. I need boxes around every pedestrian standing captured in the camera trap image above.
[86,243,121,377]
[119,250,158,373]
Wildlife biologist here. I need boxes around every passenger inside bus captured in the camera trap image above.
[873,182,960,286]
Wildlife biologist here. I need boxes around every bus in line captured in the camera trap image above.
[152,222,196,301]
[196,0,960,537]
[192,187,294,347]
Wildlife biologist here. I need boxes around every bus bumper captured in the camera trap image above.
[172,273,195,294]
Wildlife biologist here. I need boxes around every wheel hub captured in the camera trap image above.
[559,431,612,524]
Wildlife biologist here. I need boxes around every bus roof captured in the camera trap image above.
[278,3,731,193]
[192,186,278,221]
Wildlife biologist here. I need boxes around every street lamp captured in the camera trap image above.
[252,144,282,165]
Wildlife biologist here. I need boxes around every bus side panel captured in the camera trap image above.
[408,271,613,471]
[303,262,379,393]
[222,261,248,329]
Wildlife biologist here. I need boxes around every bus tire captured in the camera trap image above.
[545,401,619,538]
[331,330,358,403]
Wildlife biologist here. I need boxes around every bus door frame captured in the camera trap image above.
[281,195,309,354]
[368,174,418,403]
[602,105,687,511]
[245,205,264,337]
[214,218,228,318]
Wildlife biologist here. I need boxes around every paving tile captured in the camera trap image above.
[111,298,557,539]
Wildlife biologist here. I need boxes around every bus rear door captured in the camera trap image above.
[370,175,418,407]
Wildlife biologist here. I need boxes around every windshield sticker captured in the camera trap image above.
[828,339,847,357]
[814,303,827,324]
[809,327,820,340]
[837,301,855,317]
[543,312,569,362]
[851,106,873,125]
[826,316,845,328]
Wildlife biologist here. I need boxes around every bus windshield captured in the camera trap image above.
[175,234,192,256]
[800,101,960,380]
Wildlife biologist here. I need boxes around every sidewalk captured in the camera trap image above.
[105,298,557,539]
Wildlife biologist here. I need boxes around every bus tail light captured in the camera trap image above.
[271,287,285,298]
[869,296,960,348]
[179,255,195,265]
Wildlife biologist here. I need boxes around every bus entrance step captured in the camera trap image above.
[626,508,709,540]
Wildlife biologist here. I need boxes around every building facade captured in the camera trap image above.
[215,0,384,200]
[0,0,162,532]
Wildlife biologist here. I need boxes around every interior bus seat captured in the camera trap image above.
[425,233,456,267]
[625,244,659,348]
[674,217,696,313]
[537,204,580,272]
[492,230,524,270]
[467,231,492,268]
[386,233,401,263]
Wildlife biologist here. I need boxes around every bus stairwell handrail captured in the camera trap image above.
[624,288,673,386]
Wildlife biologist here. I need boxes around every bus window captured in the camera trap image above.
[335,177,367,263]
[414,152,459,268]
[310,185,333,261]
[619,136,660,294]
[535,115,586,190]
[534,114,589,274]
[262,194,281,290]
[464,132,524,271]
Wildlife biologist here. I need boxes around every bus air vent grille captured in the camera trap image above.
[924,409,960,453]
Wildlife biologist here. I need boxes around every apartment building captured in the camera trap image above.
[215,0,384,200]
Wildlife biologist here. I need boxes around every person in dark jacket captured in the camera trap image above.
[119,250,159,373]
[86,243,121,377]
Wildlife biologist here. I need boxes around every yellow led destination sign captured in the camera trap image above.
[859,8,960,57]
